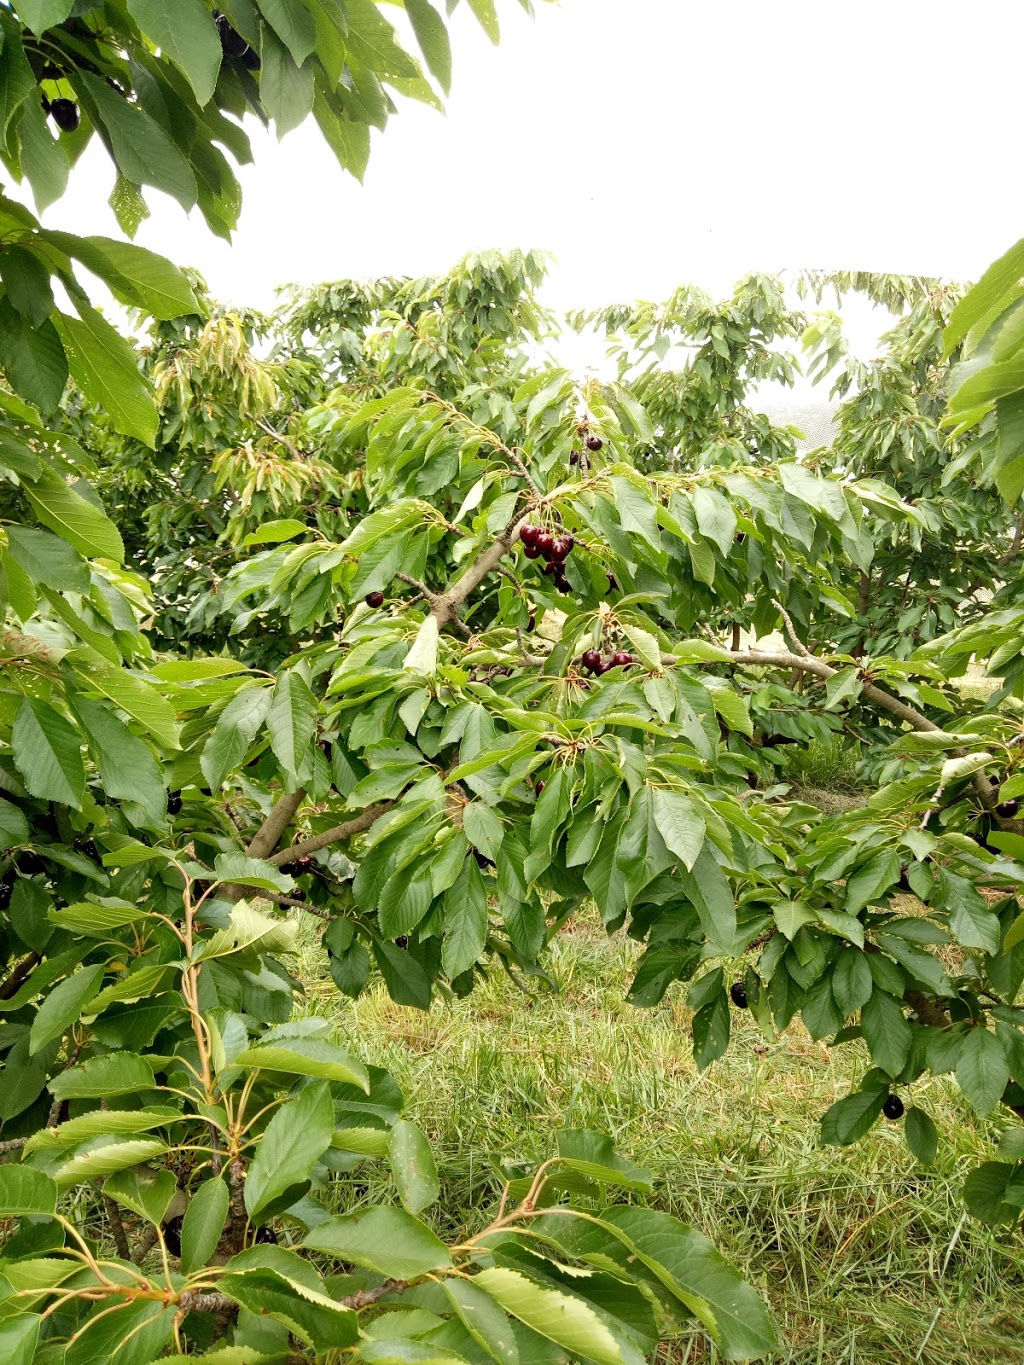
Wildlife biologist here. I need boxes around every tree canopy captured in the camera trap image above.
[3,1,1024,1361]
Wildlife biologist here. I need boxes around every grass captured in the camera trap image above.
[295,912,1024,1365]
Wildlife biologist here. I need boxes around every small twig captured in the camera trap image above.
[773,600,812,659]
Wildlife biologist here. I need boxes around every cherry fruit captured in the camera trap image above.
[882,1094,904,1121]
[49,99,80,133]
[365,591,384,608]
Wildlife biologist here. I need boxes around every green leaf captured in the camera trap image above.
[692,992,730,1071]
[0,13,36,136]
[945,238,1024,357]
[390,1118,440,1215]
[820,1087,886,1145]
[555,1130,653,1192]
[676,848,735,952]
[845,850,899,915]
[261,25,315,135]
[442,855,488,979]
[266,669,318,782]
[940,868,1001,956]
[24,1107,180,1153]
[245,1080,335,1221]
[472,1268,624,1365]
[0,244,54,327]
[651,788,705,871]
[75,697,166,820]
[16,96,70,210]
[48,1050,155,1099]
[102,1166,177,1225]
[301,1206,453,1278]
[0,1315,40,1365]
[77,73,198,211]
[256,0,317,64]
[12,698,85,807]
[463,802,503,860]
[0,1163,57,1216]
[196,900,297,961]
[52,304,158,447]
[405,0,452,93]
[860,990,911,1078]
[831,948,873,1018]
[963,1161,1024,1225]
[68,651,179,748]
[15,0,74,34]
[22,469,124,561]
[956,1027,1010,1114]
[213,851,295,893]
[0,297,67,412]
[241,518,309,546]
[465,0,500,43]
[440,1279,518,1365]
[181,1177,230,1274]
[904,1107,938,1165]
[43,232,200,320]
[201,685,272,789]
[0,795,29,847]
[126,0,222,105]
[55,1137,168,1184]
[216,1261,357,1351]
[49,900,147,935]
[404,615,440,674]
[10,877,53,953]
[234,1038,369,1088]
[29,963,105,1054]
[589,1206,776,1361]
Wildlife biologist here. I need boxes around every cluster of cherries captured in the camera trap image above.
[569,434,604,466]
[578,649,633,677]
[519,524,576,594]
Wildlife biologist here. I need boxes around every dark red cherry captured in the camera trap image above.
[523,543,542,559]
[611,651,633,667]
[549,538,571,563]
[519,524,539,546]
[365,591,384,608]
[535,531,554,556]
[541,561,556,576]
[581,650,602,673]
[585,435,603,452]
[569,450,580,465]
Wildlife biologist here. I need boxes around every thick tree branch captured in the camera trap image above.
[717,647,1003,820]
[246,788,306,860]
[102,1192,132,1260]
[0,952,40,1001]
[266,802,392,866]
[431,516,527,630]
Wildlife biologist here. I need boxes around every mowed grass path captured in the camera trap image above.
[295,914,1024,1364]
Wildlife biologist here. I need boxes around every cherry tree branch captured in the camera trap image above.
[717,647,1002,819]
[246,788,306,860]
[265,802,392,866]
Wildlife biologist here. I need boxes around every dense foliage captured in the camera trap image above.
[0,2,782,1362]
[4,2,1024,1360]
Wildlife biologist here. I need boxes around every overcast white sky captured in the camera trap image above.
[24,0,1024,356]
